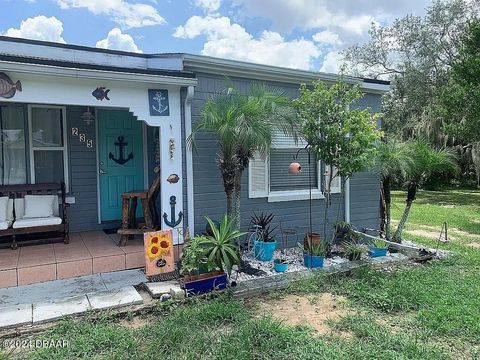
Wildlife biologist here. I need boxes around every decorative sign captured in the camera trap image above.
[109,135,133,165]
[79,133,86,142]
[87,139,93,148]
[166,174,180,184]
[71,127,79,136]
[144,230,175,276]
[163,195,183,228]
[169,138,175,160]
[0,72,22,99]
[148,89,170,116]
[92,87,110,101]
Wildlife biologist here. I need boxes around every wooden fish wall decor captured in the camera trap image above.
[0,72,22,99]
[166,174,180,184]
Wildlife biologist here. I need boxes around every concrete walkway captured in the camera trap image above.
[0,269,183,329]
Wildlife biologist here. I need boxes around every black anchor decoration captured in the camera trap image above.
[109,136,133,165]
[163,195,183,228]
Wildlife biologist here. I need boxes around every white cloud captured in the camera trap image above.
[174,16,320,70]
[194,0,221,13]
[96,28,143,53]
[312,30,342,46]
[56,0,165,29]
[3,15,66,43]
[319,51,343,73]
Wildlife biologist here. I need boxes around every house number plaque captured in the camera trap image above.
[71,127,79,136]
[87,139,93,148]
[79,134,86,142]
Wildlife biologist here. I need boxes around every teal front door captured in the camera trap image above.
[98,109,144,221]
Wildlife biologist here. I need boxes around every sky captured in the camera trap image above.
[0,0,431,73]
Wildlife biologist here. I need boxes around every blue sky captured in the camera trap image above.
[0,0,430,73]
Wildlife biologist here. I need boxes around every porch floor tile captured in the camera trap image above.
[0,231,148,288]
[0,248,20,270]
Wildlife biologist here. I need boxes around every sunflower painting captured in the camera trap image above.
[144,230,174,276]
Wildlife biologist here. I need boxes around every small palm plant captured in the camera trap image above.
[188,82,297,230]
[375,138,415,240]
[392,140,459,242]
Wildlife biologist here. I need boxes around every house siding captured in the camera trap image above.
[190,72,381,246]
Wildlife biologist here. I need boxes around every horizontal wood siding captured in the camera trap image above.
[191,73,382,247]
[66,106,105,232]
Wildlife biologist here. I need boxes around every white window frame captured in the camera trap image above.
[28,105,69,191]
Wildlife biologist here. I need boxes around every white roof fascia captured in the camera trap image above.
[181,54,390,94]
[0,60,198,87]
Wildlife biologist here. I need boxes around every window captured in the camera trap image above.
[28,105,69,189]
[0,104,27,185]
[249,133,340,202]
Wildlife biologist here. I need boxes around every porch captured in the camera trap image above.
[0,231,154,288]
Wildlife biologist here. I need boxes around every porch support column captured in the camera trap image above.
[185,86,195,235]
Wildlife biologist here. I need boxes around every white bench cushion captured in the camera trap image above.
[0,220,12,230]
[0,197,8,221]
[24,195,56,218]
[14,197,59,219]
[13,217,62,229]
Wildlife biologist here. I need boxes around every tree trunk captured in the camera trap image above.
[231,171,242,231]
[381,176,392,240]
[392,181,417,243]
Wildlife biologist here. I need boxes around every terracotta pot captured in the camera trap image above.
[303,232,321,249]
[288,162,302,174]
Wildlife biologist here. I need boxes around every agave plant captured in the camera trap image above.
[251,212,277,242]
[202,215,245,276]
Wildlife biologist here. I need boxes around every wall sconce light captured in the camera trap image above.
[81,107,95,125]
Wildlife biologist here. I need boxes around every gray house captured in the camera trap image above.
[0,36,388,286]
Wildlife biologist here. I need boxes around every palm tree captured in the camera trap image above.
[392,140,459,242]
[376,139,415,240]
[188,82,297,230]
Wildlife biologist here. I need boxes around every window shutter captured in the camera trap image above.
[249,151,268,198]
[325,165,341,194]
[272,132,307,148]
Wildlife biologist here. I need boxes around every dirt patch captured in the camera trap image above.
[256,293,352,335]
[119,314,153,329]
[466,243,480,249]
[405,229,444,239]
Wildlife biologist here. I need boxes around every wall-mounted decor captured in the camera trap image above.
[109,135,133,165]
[81,106,95,124]
[163,195,183,227]
[144,230,175,276]
[166,174,180,184]
[92,87,110,101]
[0,72,22,98]
[148,89,170,116]
[169,138,175,160]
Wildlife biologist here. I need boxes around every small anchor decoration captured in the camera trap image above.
[109,136,133,165]
[163,195,183,228]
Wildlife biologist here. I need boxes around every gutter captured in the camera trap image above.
[182,54,390,94]
[185,86,195,235]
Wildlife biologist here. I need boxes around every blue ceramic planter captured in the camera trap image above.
[183,271,228,295]
[254,240,277,261]
[274,259,288,272]
[303,253,324,268]
[369,247,388,257]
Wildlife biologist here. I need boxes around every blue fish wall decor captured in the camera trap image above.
[92,87,110,101]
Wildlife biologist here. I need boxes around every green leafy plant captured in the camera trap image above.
[202,216,244,276]
[251,212,277,242]
[180,235,215,275]
[300,235,328,257]
[371,238,388,249]
[341,240,368,256]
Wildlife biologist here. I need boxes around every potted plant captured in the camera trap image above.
[180,215,243,295]
[341,239,368,261]
[334,221,352,241]
[251,212,277,261]
[369,238,388,257]
[301,235,327,268]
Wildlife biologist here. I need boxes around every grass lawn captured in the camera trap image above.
[5,189,480,360]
